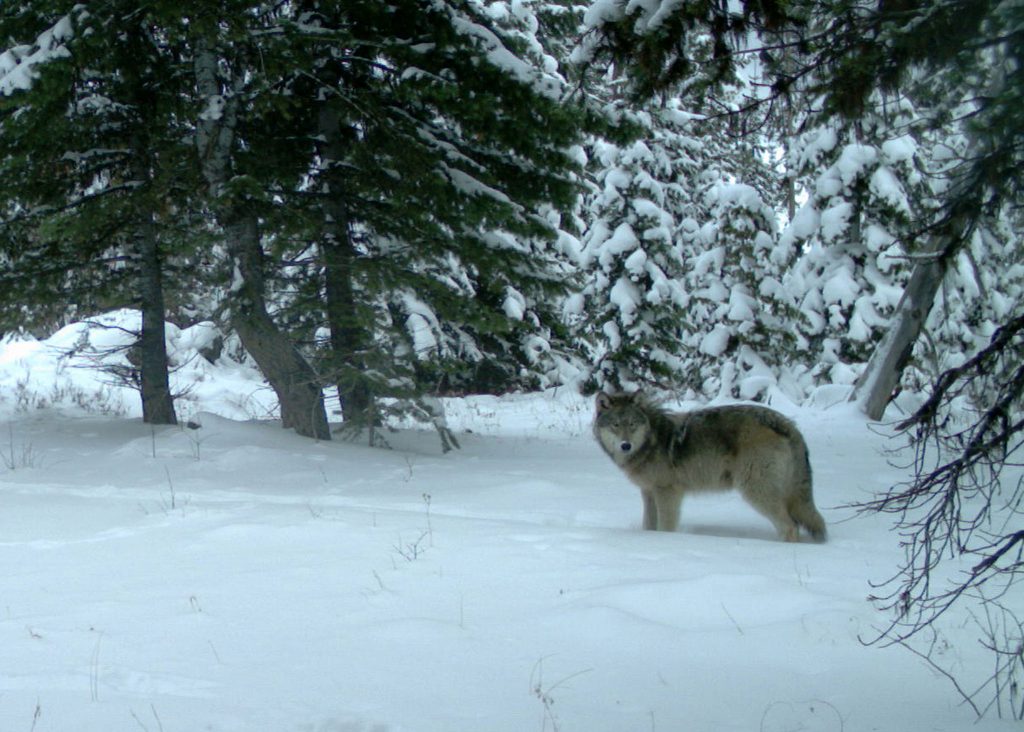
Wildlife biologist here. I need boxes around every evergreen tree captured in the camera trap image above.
[0,6,115,329]
[244,0,597,436]
[843,0,1024,416]
[580,0,1023,406]
[683,176,800,400]
[783,104,934,389]
[190,3,333,440]
[575,102,696,392]
[0,2,193,424]
[575,14,792,400]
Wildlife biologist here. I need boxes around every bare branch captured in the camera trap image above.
[853,306,1024,718]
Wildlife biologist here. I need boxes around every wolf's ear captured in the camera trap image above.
[595,391,613,414]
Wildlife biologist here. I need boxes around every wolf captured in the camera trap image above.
[593,391,826,542]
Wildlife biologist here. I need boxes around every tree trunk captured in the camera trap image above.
[317,105,372,430]
[850,194,977,419]
[223,210,331,439]
[323,231,373,426]
[135,211,177,425]
[849,65,1003,422]
[125,76,176,425]
[193,31,329,439]
[850,247,949,419]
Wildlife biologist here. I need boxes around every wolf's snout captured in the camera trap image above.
[620,441,632,453]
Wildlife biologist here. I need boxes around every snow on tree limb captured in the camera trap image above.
[433,0,565,100]
[0,7,87,96]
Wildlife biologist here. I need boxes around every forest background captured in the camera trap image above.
[1,0,1020,435]
[1,0,1022,715]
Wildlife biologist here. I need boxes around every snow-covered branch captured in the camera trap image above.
[0,6,88,96]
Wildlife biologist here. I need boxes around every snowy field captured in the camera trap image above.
[0,316,1019,731]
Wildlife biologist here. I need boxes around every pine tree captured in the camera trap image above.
[575,13,792,400]
[243,0,597,437]
[580,0,1022,407]
[683,175,800,400]
[0,5,110,328]
[783,102,934,390]
[0,1,193,424]
[843,0,1024,417]
[190,3,332,440]
[575,101,698,392]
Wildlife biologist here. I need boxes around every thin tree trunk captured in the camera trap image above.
[850,201,976,420]
[850,244,949,419]
[323,231,373,426]
[850,63,1005,422]
[125,62,176,425]
[117,28,176,425]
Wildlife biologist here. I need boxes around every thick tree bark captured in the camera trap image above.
[223,211,331,439]
[193,32,329,439]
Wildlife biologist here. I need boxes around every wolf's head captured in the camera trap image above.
[593,391,651,465]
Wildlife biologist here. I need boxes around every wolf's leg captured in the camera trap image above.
[641,490,658,530]
[773,517,800,543]
[653,489,682,532]
[789,498,827,542]
[742,486,800,542]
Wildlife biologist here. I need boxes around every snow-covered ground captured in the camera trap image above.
[0,316,1018,731]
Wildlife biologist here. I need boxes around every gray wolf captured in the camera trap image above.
[593,391,826,542]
